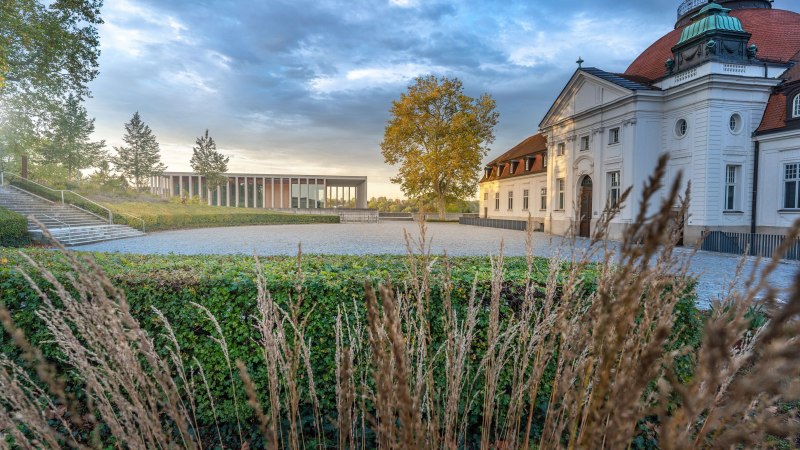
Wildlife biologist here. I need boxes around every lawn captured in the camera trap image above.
[105,200,339,232]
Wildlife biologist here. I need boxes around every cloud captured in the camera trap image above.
[500,12,669,69]
[389,0,419,7]
[309,63,446,95]
[86,0,691,197]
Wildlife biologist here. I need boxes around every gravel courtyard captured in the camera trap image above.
[72,221,798,307]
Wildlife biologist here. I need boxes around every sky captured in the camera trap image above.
[85,0,800,198]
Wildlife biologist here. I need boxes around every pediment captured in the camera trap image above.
[539,71,632,130]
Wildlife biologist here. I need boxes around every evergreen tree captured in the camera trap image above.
[40,95,105,181]
[189,130,229,191]
[111,112,166,190]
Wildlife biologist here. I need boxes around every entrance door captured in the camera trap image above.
[579,176,593,238]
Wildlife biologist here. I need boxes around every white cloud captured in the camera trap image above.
[99,0,190,57]
[389,0,419,7]
[167,70,219,94]
[309,63,445,95]
[500,13,668,69]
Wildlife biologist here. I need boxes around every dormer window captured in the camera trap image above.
[510,161,519,174]
[498,163,506,175]
[484,167,493,178]
[524,156,533,171]
[543,152,547,168]
[793,94,800,119]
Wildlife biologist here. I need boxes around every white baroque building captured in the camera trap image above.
[480,0,800,244]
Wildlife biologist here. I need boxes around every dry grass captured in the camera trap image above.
[1,157,800,449]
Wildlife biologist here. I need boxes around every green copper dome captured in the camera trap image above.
[678,2,745,44]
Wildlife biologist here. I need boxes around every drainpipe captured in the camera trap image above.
[751,140,759,234]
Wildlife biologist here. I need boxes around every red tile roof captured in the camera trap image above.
[625,9,800,81]
[756,92,787,134]
[782,51,800,82]
[483,134,547,182]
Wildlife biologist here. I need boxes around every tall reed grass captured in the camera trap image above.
[1,157,799,449]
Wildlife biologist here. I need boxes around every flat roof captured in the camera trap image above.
[161,172,367,181]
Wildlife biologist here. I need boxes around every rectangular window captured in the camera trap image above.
[580,136,590,151]
[543,152,547,168]
[785,163,800,209]
[540,188,547,210]
[557,143,565,156]
[524,158,531,172]
[609,127,620,145]
[508,191,514,210]
[725,165,741,211]
[523,189,529,210]
[495,192,500,211]
[607,171,621,210]
[557,178,565,210]
[484,192,489,201]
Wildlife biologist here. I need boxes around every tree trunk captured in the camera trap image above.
[437,194,447,220]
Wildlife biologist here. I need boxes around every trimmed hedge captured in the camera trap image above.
[112,209,339,232]
[0,250,702,447]
[0,207,30,247]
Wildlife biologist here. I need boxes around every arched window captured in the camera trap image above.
[794,94,800,119]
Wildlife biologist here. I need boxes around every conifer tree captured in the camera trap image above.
[189,130,229,191]
[111,112,166,190]
[40,95,105,181]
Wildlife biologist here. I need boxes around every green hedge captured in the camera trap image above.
[0,207,30,247]
[112,210,339,231]
[0,250,702,447]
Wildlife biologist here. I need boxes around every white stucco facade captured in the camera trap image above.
[480,1,800,244]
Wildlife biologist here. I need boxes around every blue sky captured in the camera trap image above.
[85,0,800,197]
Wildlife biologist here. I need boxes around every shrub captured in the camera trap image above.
[0,207,30,247]
[0,158,798,449]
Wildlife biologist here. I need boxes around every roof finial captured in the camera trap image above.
[577,57,584,69]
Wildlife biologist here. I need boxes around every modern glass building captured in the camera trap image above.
[150,173,368,209]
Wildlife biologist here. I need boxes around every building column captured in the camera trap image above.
[235,177,240,207]
[244,177,249,208]
[216,183,221,207]
[188,175,193,200]
[271,178,275,208]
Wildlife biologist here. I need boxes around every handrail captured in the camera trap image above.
[677,0,706,18]
[40,214,71,231]
[1,171,113,224]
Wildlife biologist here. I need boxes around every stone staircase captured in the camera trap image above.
[0,185,145,246]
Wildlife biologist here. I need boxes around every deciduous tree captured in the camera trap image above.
[381,75,498,219]
[111,112,166,190]
[40,95,105,181]
[189,130,229,192]
[0,0,103,171]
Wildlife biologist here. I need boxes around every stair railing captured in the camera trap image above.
[40,214,73,242]
[1,171,113,224]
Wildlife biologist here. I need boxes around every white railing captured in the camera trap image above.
[678,0,707,17]
[1,171,113,223]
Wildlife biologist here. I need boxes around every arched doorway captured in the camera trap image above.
[578,176,593,238]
